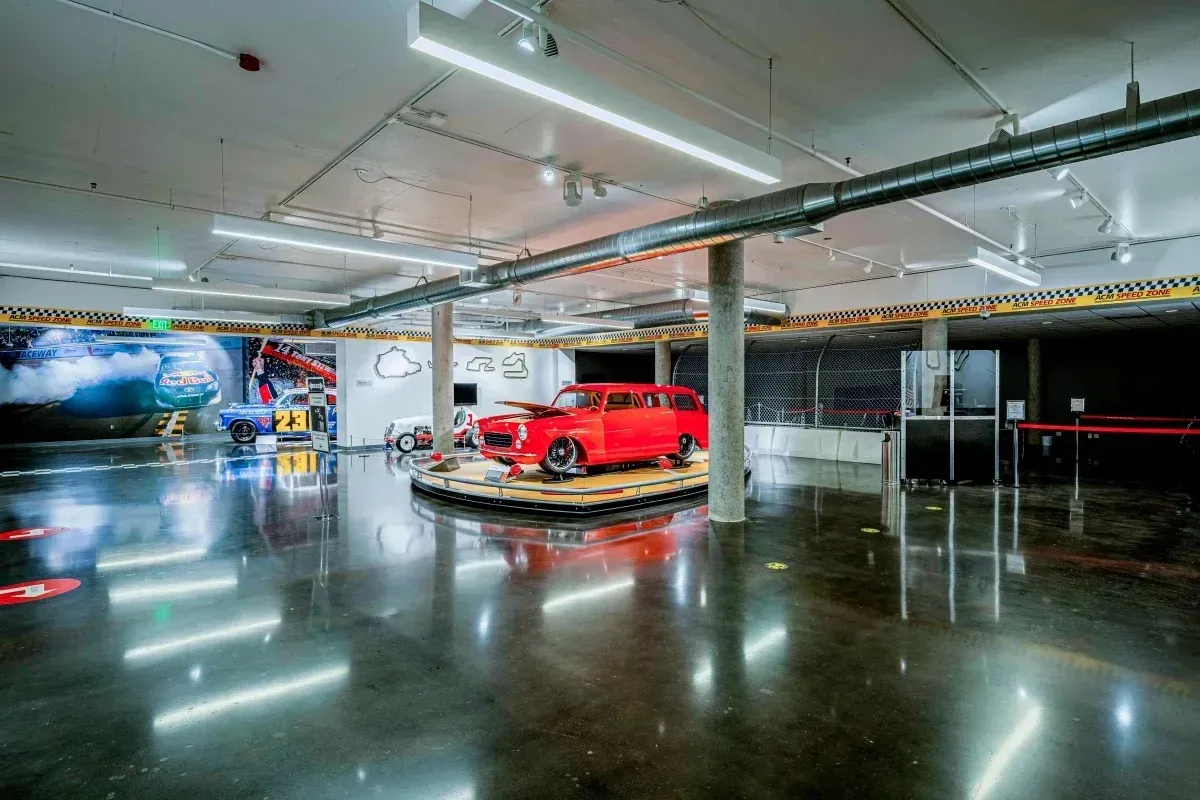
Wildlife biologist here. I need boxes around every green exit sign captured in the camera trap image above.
[148,318,172,331]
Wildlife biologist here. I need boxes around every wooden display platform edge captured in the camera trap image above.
[408,452,750,516]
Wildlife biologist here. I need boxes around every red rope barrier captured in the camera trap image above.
[1018,422,1200,436]
[1080,414,1199,423]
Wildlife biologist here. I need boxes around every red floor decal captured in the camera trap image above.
[0,527,69,541]
[0,578,81,604]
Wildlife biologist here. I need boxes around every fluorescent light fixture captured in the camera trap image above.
[153,664,349,729]
[97,545,207,572]
[109,575,238,604]
[153,278,350,306]
[406,2,781,184]
[542,577,635,612]
[0,261,152,281]
[540,313,635,330]
[123,306,283,324]
[691,291,787,316]
[124,616,281,662]
[213,214,478,271]
[966,247,1041,287]
[968,705,1042,800]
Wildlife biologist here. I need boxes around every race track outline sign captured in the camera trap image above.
[0,578,81,604]
[308,376,330,453]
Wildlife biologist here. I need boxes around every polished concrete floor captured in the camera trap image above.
[1,440,1198,798]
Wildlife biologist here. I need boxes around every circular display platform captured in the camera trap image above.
[409,450,750,515]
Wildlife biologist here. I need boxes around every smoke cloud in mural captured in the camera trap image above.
[0,348,161,405]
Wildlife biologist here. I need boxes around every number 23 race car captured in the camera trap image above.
[216,388,338,444]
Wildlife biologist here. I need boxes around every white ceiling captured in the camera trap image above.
[3,0,1200,324]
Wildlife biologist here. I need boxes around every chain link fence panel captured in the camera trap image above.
[672,331,920,430]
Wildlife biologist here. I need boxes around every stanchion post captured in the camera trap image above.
[1013,425,1020,488]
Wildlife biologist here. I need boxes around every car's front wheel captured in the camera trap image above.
[540,436,579,474]
[230,421,257,444]
[465,428,479,449]
[396,432,417,453]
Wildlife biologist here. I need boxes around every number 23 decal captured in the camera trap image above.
[274,409,308,432]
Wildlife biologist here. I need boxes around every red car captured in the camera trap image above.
[476,383,708,475]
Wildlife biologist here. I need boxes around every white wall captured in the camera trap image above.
[745,425,885,465]
[338,339,575,445]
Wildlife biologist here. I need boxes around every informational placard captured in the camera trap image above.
[1005,400,1026,421]
[1070,397,1086,413]
[308,376,330,453]
[484,465,506,483]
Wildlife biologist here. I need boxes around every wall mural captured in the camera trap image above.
[0,326,243,443]
[375,347,422,379]
[246,338,336,402]
[502,352,529,379]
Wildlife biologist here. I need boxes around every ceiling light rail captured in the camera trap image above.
[315,85,1200,328]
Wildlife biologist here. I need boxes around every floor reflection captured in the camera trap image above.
[0,442,1198,798]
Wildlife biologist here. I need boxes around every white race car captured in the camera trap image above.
[384,407,477,453]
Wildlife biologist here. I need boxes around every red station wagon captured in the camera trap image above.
[476,383,709,475]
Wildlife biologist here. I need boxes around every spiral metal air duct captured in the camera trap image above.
[316,89,1200,329]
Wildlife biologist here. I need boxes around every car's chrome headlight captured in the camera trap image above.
[517,424,528,441]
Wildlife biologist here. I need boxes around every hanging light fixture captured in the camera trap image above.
[1068,192,1087,209]
[827,248,836,261]
[1051,166,1070,181]
[863,262,873,274]
[1111,242,1132,263]
[1098,217,1115,235]
[517,21,537,53]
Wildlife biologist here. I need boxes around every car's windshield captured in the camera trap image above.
[553,390,600,408]
[162,357,206,371]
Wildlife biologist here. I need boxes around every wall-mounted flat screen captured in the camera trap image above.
[454,382,478,406]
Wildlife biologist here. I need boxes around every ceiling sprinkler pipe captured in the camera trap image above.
[316,88,1200,328]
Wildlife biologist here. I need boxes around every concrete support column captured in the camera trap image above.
[1026,337,1042,444]
[921,318,949,414]
[707,240,746,524]
[431,302,455,454]
[654,339,672,385]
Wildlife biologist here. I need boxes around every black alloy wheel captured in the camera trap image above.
[541,436,579,474]
[230,421,257,444]
[676,433,696,460]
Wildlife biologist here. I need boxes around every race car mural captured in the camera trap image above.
[216,387,338,443]
[153,353,221,409]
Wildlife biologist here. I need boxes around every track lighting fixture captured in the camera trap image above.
[896,269,905,279]
[863,262,873,274]
[539,26,558,58]
[827,248,836,261]
[591,178,608,198]
[1051,166,1070,181]
[772,233,786,244]
[563,172,583,207]
[517,21,536,53]
[371,224,384,239]
[1098,217,1115,235]
[1017,256,1027,266]
[1068,192,1087,209]
[1112,241,1131,263]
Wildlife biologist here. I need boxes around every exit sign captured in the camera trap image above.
[148,319,172,331]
